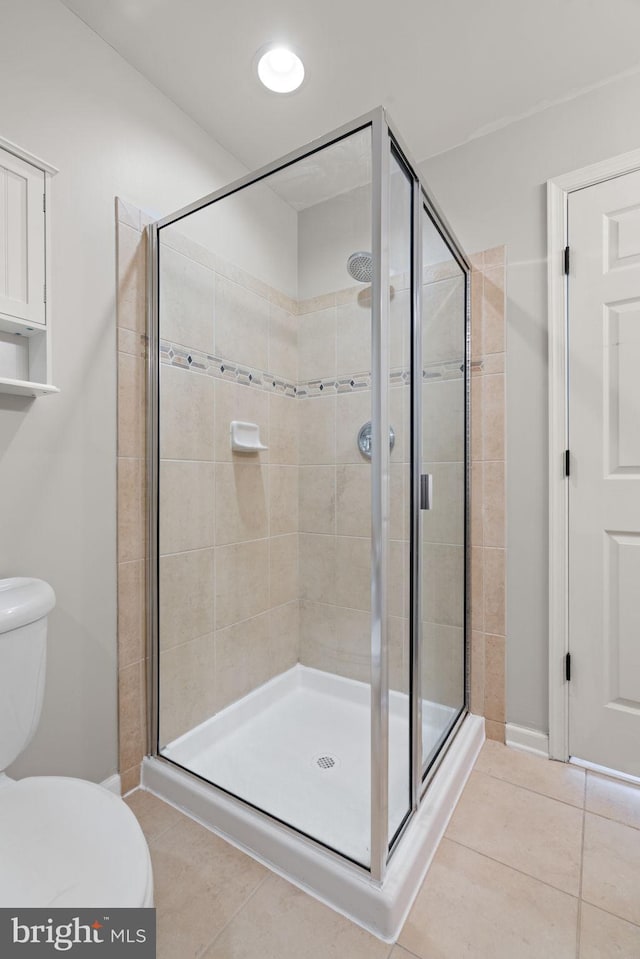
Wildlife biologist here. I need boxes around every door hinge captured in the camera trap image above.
[564,449,570,477]
[42,192,46,213]
[43,283,46,304]
[565,652,571,682]
[564,246,570,275]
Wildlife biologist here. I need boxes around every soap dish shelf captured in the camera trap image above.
[230,420,268,453]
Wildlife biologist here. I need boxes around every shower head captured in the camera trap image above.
[347,251,373,284]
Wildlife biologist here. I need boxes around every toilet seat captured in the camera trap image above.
[0,777,153,908]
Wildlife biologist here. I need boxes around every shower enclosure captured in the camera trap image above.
[144,108,480,938]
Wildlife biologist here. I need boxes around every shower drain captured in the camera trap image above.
[317,756,335,769]
[311,752,340,772]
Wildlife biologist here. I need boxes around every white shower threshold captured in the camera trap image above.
[142,665,484,942]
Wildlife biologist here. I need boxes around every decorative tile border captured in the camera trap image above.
[424,359,466,382]
[297,373,371,397]
[160,340,297,397]
[161,339,464,399]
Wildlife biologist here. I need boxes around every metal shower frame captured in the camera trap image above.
[146,106,471,884]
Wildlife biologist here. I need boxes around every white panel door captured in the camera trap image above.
[568,170,640,776]
[0,148,45,326]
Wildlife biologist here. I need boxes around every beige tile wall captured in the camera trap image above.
[470,247,507,743]
[116,198,149,794]
[297,284,411,692]
[116,195,507,787]
[157,229,299,746]
[420,272,467,712]
[296,253,507,724]
[298,290,370,685]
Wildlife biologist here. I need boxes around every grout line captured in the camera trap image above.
[578,897,640,931]
[131,796,191,848]
[143,817,182,847]
[583,807,640,833]
[473,767,586,811]
[159,544,216,560]
[159,599,299,649]
[576,774,587,958]
[195,874,271,958]
[393,946,424,959]
[579,763,640,789]
[445,836,580,901]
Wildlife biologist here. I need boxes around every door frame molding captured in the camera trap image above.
[547,147,640,761]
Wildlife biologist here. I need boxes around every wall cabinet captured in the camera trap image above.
[0,137,58,396]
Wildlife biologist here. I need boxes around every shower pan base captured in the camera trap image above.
[160,665,457,863]
[142,666,484,941]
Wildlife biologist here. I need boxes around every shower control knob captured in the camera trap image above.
[357,421,395,459]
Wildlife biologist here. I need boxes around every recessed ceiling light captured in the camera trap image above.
[256,44,305,94]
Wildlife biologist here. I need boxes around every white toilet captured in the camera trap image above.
[0,577,154,907]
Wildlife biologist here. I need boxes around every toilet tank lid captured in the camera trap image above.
[0,578,56,634]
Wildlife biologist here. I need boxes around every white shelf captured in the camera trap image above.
[0,377,59,397]
[0,314,46,335]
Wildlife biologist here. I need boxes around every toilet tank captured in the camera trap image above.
[0,578,56,772]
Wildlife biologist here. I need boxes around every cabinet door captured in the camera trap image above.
[0,148,45,326]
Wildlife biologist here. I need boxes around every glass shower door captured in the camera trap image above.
[154,122,377,869]
[386,147,413,847]
[419,202,467,774]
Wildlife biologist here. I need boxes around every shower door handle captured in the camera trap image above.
[420,473,433,510]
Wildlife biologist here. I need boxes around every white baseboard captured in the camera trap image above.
[100,773,122,795]
[505,723,550,758]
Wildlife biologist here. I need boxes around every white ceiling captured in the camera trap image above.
[61,0,640,175]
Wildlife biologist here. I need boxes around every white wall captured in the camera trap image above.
[420,71,640,733]
[298,177,412,300]
[1,0,296,783]
[298,183,371,299]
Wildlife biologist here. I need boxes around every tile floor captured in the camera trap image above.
[125,739,640,958]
